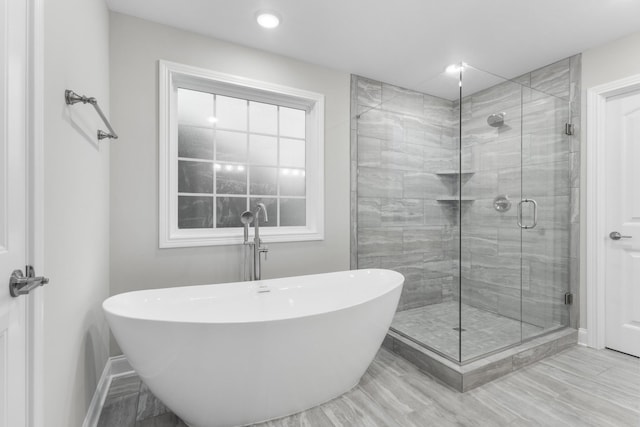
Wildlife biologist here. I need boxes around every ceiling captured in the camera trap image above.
[106,0,640,93]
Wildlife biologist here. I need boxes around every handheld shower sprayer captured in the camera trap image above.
[240,210,255,243]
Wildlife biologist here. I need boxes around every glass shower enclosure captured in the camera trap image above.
[352,61,573,363]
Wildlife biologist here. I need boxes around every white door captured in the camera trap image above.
[0,0,29,425]
[604,88,640,357]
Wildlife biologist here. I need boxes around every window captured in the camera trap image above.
[159,61,324,247]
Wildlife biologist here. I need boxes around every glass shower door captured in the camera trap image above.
[459,66,524,362]
[520,85,572,339]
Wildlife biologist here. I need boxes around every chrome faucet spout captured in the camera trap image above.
[256,202,268,223]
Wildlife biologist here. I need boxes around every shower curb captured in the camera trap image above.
[384,328,577,392]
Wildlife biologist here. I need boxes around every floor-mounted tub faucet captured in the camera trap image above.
[253,203,269,281]
[240,204,269,281]
[240,210,255,280]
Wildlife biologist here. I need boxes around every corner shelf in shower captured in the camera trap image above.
[435,170,476,176]
[435,170,476,203]
[436,197,475,202]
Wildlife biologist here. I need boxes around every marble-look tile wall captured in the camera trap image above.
[351,55,580,333]
[351,76,458,311]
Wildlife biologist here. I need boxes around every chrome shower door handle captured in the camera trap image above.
[517,200,524,229]
[517,199,537,229]
[528,199,538,229]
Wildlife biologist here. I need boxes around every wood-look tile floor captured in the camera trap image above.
[97,346,640,427]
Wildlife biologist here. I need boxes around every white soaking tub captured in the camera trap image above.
[103,269,404,427]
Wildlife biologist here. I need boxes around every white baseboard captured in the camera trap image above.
[109,355,133,377]
[82,356,134,427]
[578,328,588,346]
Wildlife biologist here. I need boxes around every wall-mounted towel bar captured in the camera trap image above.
[65,90,118,140]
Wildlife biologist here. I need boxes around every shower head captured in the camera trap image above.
[487,112,505,128]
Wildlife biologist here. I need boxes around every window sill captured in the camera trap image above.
[159,228,324,248]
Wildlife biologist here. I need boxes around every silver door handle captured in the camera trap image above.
[9,266,49,297]
[609,231,632,241]
[517,199,538,229]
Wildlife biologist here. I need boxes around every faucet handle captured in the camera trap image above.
[260,245,268,261]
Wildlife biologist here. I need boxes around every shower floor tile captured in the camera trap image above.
[391,301,549,361]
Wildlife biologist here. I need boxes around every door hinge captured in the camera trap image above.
[565,123,575,136]
[564,292,573,305]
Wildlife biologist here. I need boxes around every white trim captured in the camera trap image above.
[25,0,44,426]
[109,355,133,376]
[82,356,134,427]
[160,61,324,111]
[578,328,588,346]
[82,362,112,427]
[158,60,325,248]
[585,72,640,350]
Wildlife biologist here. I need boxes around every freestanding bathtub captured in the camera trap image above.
[103,269,404,427]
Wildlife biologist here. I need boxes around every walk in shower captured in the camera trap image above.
[350,56,580,371]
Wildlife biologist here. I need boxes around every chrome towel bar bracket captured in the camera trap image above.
[65,89,118,141]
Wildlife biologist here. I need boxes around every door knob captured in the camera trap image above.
[9,266,49,297]
[609,231,632,241]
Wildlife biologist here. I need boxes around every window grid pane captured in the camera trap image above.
[177,89,307,229]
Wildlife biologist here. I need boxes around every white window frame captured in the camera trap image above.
[159,60,325,248]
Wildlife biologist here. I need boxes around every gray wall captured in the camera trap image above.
[580,31,640,330]
[352,56,581,332]
[44,0,111,425]
[109,13,351,354]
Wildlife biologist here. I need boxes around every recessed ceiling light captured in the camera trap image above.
[445,63,464,74]
[207,116,218,123]
[256,11,281,29]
